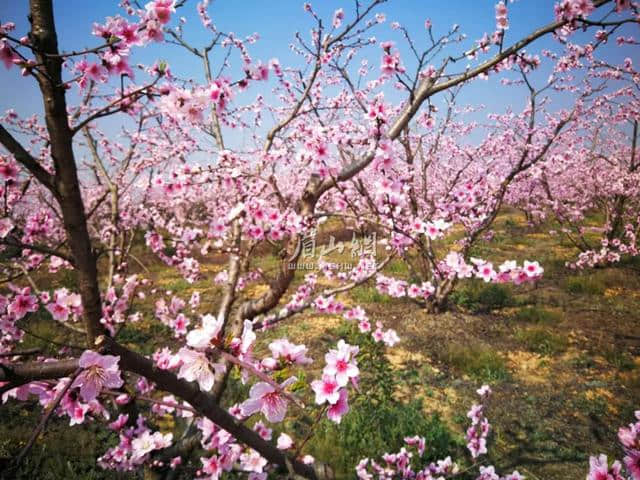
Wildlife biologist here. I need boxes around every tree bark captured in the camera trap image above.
[28,0,105,344]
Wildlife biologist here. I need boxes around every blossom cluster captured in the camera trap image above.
[1,351,123,428]
[466,385,492,459]
[311,339,358,424]
[98,416,173,471]
[443,252,544,283]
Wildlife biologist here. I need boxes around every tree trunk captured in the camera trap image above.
[29,0,105,344]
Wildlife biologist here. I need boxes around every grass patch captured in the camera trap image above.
[618,255,640,270]
[350,285,391,304]
[513,306,562,324]
[386,259,409,275]
[571,353,597,371]
[445,343,510,381]
[0,401,119,480]
[450,282,514,313]
[308,399,457,477]
[563,275,605,295]
[575,392,608,418]
[516,327,568,355]
[602,347,636,371]
[161,277,193,293]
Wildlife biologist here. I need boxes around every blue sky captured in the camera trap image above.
[0,0,636,149]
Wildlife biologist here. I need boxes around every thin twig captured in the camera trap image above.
[12,367,83,469]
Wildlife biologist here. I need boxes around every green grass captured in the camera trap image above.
[602,347,636,371]
[562,271,624,296]
[386,259,409,275]
[445,343,510,381]
[162,277,193,293]
[308,399,457,477]
[450,282,514,313]
[575,392,608,418]
[516,327,568,355]
[350,285,392,304]
[513,306,562,324]
[563,275,605,295]
[571,353,597,371]
[0,402,119,480]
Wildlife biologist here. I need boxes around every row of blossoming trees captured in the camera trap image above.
[0,0,638,478]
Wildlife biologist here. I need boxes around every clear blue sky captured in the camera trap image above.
[0,1,635,148]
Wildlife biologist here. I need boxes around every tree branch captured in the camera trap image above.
[0,124,55,193]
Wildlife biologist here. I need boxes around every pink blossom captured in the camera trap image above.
[254,62,269,81]
[382,329,400,347]
[372,325,384,342]
[404,435,426,457]
[358,319,371,333]
[495,1,509,30]
[78,60,106,83]
[476,263,497,282]
[186,313,223,349]
[176,347,220,392]
[46,302,70,321]
[74,351,124,402]
[116,21,142,46]
[344,306,367,321]
[381,54,397,75]
[333,8,344,28]
[277,432,294,449]
[523,260,543,277]
[327,388,349,423]
[131,430,173,460]
[253,421,272,440]
[477,465,499,480]
[504,472,525,480]
[144,19,164,42]
[268,338,313,366]
[68,402,89,426]
[624,451,640,480]
[323,340,359,387]
[201,455,222,478]
[0,218,14,238]
[356,459,373,480]
[477,385,492,397]
[311,374,340,405]
[8,293,38,319]
[0,159,18,180]
[171,313,189,336]
[240,449,267,473]
[238,319,256,359]
[146,0,175,25]
[239,377,296,423]
[108,413,129,431]
[0,40,18,69]
[587,454,624,480]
